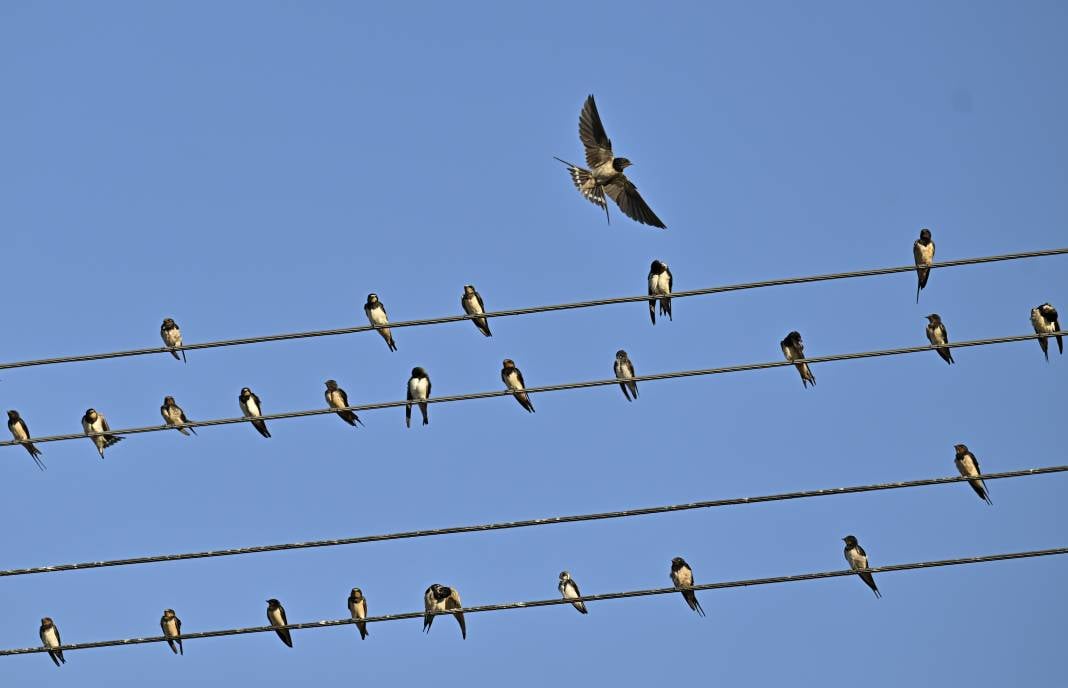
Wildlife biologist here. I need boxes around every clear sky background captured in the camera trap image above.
[1,1,1065,685]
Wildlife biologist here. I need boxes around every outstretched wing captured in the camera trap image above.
[579,95,614,169]
[603,177,666,228]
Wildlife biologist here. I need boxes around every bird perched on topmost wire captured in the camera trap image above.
[555,95,666,229]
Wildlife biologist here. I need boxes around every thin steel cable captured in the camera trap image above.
[2,547,1064,656]
[1,330,1062,448]
[0,465,1063,578]
[1,247,1064,371]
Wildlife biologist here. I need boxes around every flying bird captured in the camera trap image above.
[670,556,705,616]
[364,293,397,352]
[461,285,492,337]
[781,331,816,388]
[348,588,369,640]
[647,260,673,324]
[82,408,124,458]
[160,318,186,362]
[325,380,363,427]
[160,396,197,436]
[266,598,293,647]
[160,609,183,655]
[913,228,935,303]
[7,410,45,470]
[1030,303,1062,361]
[954,444,992,505]
[555,95,666,228]
[925,314,954,365]
[558,571,588,615]
[843,535,881,598]
[423,584,466,639]
[614,350,638,401]
[239,387,272,438]
[406,367,431,427]
[39,617,65,667]
[501,359,535,413]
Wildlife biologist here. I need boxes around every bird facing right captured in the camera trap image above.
[781,331,816,388]
[1030,303,1062,361]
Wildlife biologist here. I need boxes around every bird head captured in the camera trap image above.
[85,408,98,420]
[163,396,175,405]
[41,617,53,627]
[613,157,633,171]
[843,535,858,546]
[7,410,18,421]
[366,293,379,304]
[919,228,932,244]
[240,387,252,398]
[615,350,628,360]
[559,571,570,580]
[162,318,176,328]
[411,367,426,378]
[502,359,515,369]
[350,587,363,600]
[954,444,968,455]
[266,598,280,607]
[163,609,176,617]
[926,314,941,324]
[463,285,476,295]
[650,260,666,273]
[325,380,338,390]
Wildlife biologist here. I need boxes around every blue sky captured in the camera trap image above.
[1,1,1066,685]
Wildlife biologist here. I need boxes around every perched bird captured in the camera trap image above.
[1030,303,1062,361]
[82,408,124,459]
[423,584,466,639]
[364,293,397,352]
[39,617,65,667]
[266,598,292,647]
[501,359,535,413]
[843,535,881,598]
[954,444,992,505]
[781,331,816,388]
[160,396,197,436]
[7,410,45,470]
[670,557,705,616]
[913,228,935,303]
[239,387,271,438]
[348,587,369,640]
[461,285,492,337]
[160,608,183,655]
[325,380,363,427]
[160,317,186,362]
[925,314,954,365]
[558,571,588,615]
[406,367,431,427]
[647,260,673,324]
[555,95,666,228]
[614,350,638,401]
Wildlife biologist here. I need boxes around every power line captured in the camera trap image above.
[2,546,1064,656]
[2,464,1063,578]
[1,330,1061,448]
[1,247,1064,372]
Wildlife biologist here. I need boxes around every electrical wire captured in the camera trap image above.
[0,464,1063,578]
[1,247,1064,371]
[2,546,1064,656]
[1,330,1061,448]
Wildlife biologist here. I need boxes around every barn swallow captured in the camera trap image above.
[325,380,363,427]
[781,331,816,388]
[647,260,673,324]
[82,408,124,458]
[423,584,466,639]
[558,571,588,615]
[160,608,183,655]
[348,588,368,640]
[1031,303,1062,361]
[461,285,492,337]
[7,410,45,470]
[913,228,935,303]
[160,318,186,362]
[266,598,293,647]
[364,293,397,352]
[406,367,431,427]
[925,314,954,364]
[160,396,197,436]
[239,387,271,438]
[39,617,65,667]
[614,350,638,401]
[555,95,666,228]
[670,557,705,616]
[954,444,992,505]
[843,535,881,598]
[501,359,535,412]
